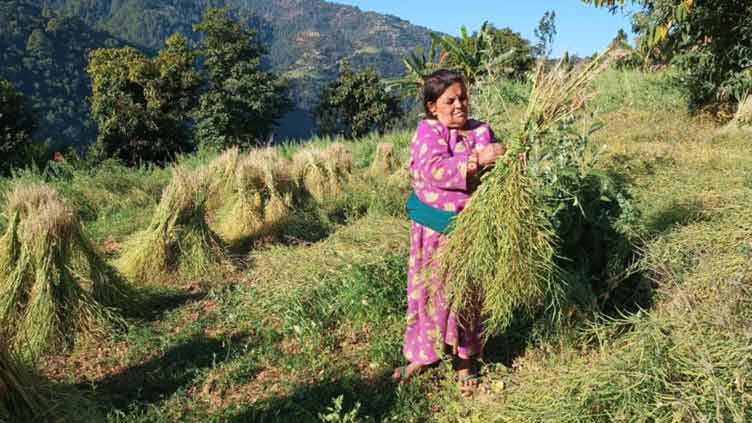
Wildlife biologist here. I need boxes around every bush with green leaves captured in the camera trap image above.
[87,34,201,165]
[585,0,752,109]
[439,61,639,338]
[430,22,535,85]
[314,62,402,139]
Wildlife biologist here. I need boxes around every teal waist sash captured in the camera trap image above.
[405,191,456,234]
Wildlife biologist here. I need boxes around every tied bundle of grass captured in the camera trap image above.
[0,184,134,359]
[206,147,240,211]
[367,143,396,178]
[436,54,612,338]
[292,143,352,204]
[116,166,227,281]
[0,341,46,421]
[732,94,752,127]
[215,148,296,244]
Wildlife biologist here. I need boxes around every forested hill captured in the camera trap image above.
[41,0,432,79]
[31,0,433,141]
[0,1,126,150]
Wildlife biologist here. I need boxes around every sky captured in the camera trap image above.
[331,1,636,57]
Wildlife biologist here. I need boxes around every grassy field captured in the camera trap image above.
[1,69,750,422]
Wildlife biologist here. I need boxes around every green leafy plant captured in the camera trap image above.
[437,53,615,338]
[318,395,373,423]
[87,33,201,165]
[314,62,402,139]
[585,0,752,110]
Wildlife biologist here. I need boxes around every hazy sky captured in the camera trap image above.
[331,1,636,57]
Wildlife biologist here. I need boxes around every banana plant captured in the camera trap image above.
[384,42,441,99]
[430,21,493,84]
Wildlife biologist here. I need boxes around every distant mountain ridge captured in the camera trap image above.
[0,1,127,150]
[0,0,433,148]
[39,0,435,139]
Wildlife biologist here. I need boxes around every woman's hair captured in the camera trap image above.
[422,69,466,117]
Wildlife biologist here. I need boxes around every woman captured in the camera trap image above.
[394,70,506,395]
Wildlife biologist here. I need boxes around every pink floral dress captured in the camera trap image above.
[403,118,497,365]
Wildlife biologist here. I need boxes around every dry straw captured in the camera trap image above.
[292,143,352,204]
[367,143,396,178]
[214,147,297,244]
[206,147,241,211]
[732,94,752,127]
[437,53,612,338]
[0,184,136,360]
[116,166,228,281]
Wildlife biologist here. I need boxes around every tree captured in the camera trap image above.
[193,8,290,150]
[584,0,752,109]
[428,22,534,85]
[314,62,402,139]
[534,11,557,58]
[0,79,37,174]
[610,29,630,48]
[484,25,535,80]
[87,33,201,164]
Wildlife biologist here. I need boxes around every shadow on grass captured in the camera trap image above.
[225,371,408,423]
[88,335,248,412]
[224,206,339,261]
[644,199,710,235]
[121,289,207,321]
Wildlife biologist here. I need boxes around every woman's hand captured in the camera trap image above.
[477,143,507,167]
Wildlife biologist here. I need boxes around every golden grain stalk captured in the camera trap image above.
[214,147,297,244]
[292,143,352,204]
[367,142,396,178]
[206,147,241,211]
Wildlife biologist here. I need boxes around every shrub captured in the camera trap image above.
[314,63,402,139]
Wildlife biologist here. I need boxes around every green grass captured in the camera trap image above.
[0,68,750,422]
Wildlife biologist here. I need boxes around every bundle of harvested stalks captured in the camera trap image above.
[206,147,241,211]
[292,143,352,204]
[0,340,46,421]
[215,148,297,244]
[0,184,135,359]
[437,53,611,338]
[116,166,228,281]
[367,143,396,177]
[732,94,752,127]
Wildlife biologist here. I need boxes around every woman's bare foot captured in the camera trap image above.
[392,362,425,382]
[455,356,479,397]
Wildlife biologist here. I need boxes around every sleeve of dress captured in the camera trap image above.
[411,121,471,192]
[472,123,497,152]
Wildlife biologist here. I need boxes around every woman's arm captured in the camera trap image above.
[471,123,506,169]
[411,121,473,192]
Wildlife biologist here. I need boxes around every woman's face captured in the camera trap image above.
[428,82,469,128]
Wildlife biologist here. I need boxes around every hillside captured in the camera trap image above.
[2,0,433,145]
[0,68,749,421]
[0,1,125,151]
[41,0,433,80]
